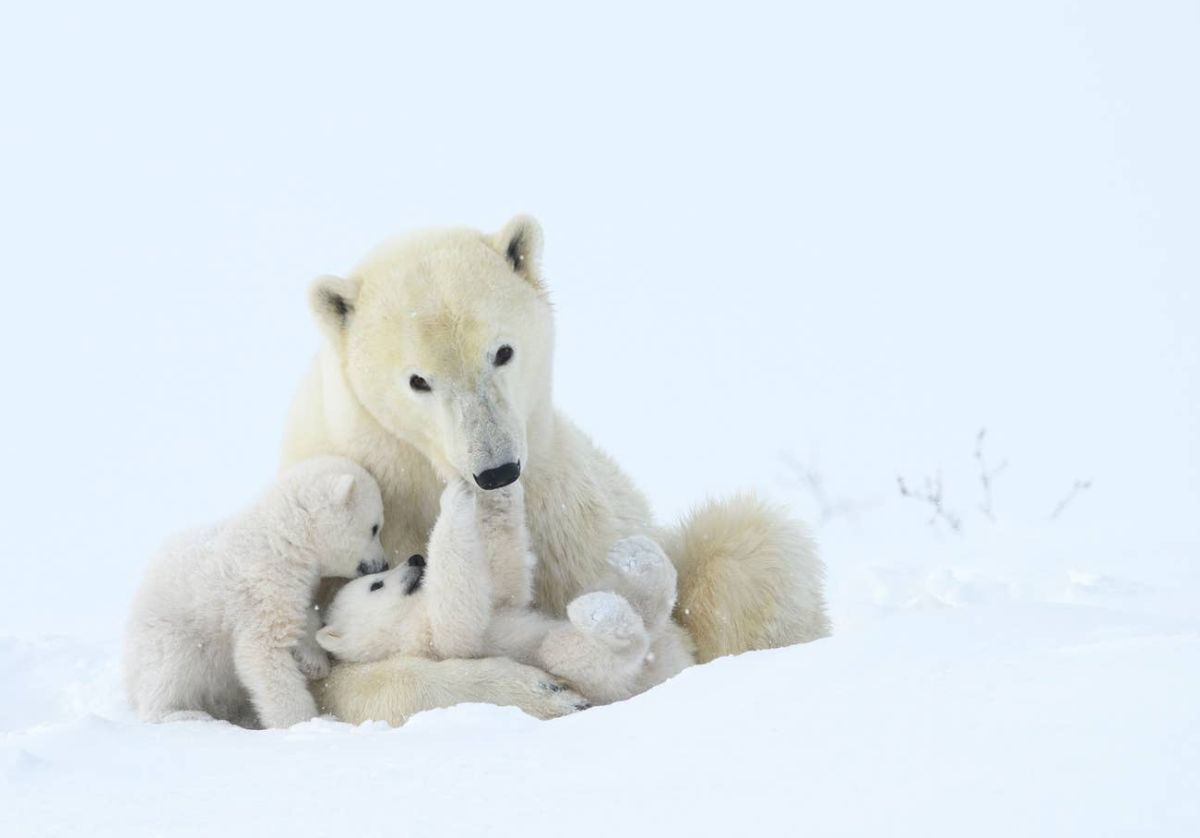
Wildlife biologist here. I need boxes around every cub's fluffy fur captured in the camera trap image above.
[317,482,694,706]
[123,457,388,728]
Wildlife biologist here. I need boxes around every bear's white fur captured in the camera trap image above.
[123,457,390,728]
[282,216,829,725]
[316,482,694,705]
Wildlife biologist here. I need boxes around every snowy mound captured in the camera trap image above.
[4,562,1197,837]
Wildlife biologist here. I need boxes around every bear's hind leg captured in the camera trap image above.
[128,630,223,723]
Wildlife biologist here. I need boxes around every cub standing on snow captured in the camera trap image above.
[123,457,389,728]
[316,480,695,708]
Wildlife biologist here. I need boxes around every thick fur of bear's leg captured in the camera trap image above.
[316,656,589,726]
[659,492,830,663]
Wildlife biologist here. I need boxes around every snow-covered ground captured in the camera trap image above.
[1,2,1197,836]
[4,600,1197,837]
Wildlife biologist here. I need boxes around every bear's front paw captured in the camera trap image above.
[471,658,591,719]
[535,678,592,715]
[293,642,332,680]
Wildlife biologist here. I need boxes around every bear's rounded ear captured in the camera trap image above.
[328,473,356,507]
[308,274,362,344]
[315,626,342,654]
[490,214,544,288]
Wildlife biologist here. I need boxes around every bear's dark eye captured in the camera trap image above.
[409,374,431,393]
[369,580,384,592]
[494,345,514,367]
[371,523,379,537]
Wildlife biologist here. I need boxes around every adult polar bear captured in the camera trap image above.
[281,215,829,724]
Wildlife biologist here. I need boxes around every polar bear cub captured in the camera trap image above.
[124,457,389,728]
[317,481,694,705]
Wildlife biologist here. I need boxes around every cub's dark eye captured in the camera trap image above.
[494,345,514,367]
[369,580,384,592]
[409,374,431,392]
[371,524,379,537]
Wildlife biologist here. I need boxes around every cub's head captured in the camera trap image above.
[315,554,429,663]
[309,215,553,490]
[279,457,388,579]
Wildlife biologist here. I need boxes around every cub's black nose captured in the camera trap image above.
[403,561,425,595]
[407,554,426,568]
[473,461,521,490]
[357,558,388,576]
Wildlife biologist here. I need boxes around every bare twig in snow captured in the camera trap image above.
[1050,479,1093,520]
[974,428,1009,522]
[897,472,962,533]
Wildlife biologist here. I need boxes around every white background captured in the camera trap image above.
[1,0,1195,636]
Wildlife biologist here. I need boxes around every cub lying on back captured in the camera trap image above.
[317,481,695,705]
[124,457,389,728]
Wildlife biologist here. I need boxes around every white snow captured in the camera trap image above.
[1,1,1197,836]
[4,597,1198,837]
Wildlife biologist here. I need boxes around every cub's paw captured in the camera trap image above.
[608,535,672,577]
[475,477,524,517]
[160,710,215,723]
[606,536,678,628]
[293,642,332,680]
[438,479,477,517]
[567,591,646,651]
[259,695,320,729]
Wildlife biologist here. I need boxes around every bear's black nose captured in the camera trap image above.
[473,461,521,490]
[407,554,426,568]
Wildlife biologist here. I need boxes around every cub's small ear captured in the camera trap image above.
[490,214,544,288]
[329,473,356,507]
[309,274,362,344]
[315,627,342,654]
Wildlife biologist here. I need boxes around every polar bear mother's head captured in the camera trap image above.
[309,216,553,490]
